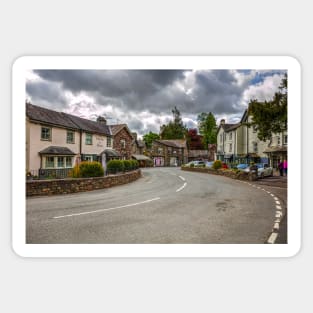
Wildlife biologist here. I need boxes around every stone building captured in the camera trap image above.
[151,139,188,167]
[109,124,134,160]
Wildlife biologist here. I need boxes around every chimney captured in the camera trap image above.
[132,132,138,140]
[220,119,225,126]
[97,116,107,125]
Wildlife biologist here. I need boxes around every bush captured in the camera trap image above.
[123,160,132,171]
[107,160,125,174]
[130,159,139,169]
[212,160,222,170]
[70,164,81,178]
[190,163,195,168]
[78,161,104,177]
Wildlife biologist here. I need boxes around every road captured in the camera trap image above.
[26,167,280,244]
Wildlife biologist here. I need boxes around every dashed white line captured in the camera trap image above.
[176,182,187,192]
[178,176,185,181]
[53,197,161,219]
[267,232,278,244]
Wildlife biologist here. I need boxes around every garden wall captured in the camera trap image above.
[181,167,251,181]
[26,169,141,197]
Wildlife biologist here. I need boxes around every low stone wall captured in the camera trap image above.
[181,167,251,181]
[26,169,141,197]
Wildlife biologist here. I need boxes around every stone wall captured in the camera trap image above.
[27,169,141,197]
[181,166,250,181]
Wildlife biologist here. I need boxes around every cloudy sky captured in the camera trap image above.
[26,69,286,138]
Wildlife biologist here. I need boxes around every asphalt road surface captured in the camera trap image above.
[26,167,279,244]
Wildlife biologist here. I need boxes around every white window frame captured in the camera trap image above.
[229,143,232,152]
[85,133,93,145]
[107,137,112,147]
[41,126,51,141]
[277,136,281,146]
[66,130,75,144]
[229,132,232,140]
[45,156,55,168]
[283,135,288,145]
[84,155,93,162]
[120,139,126,149]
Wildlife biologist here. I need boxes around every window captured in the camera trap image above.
[168,147,172,153]
[107,137,112,147]
[41,127,51,141]
[67,131,75,144]
[283,135,288,145]
[120,139,126,148]
[46,156,54,168]
[57,156,64,168]
[85,155,93,162]
[253,142,258,152]
[277,136,281,145]
[66,156,73,167]
[229,132,232,140]
[157,147,163,154]
[229,143,232,152]
[85,133,93,145]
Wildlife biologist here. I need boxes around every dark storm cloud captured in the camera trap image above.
[26,69,269,128]
[26,79,67,108]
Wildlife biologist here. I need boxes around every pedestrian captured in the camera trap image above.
[283,159,288,176]
[278,160,284,176]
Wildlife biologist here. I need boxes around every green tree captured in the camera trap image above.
[142,131,160,148]
[248,74,287,141]
[197,112,217,147]
[160,106,187,139]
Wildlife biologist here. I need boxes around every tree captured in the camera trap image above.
[197,112,217,147]
[248,74,287,141]
[186,128,205,150]
[160,107,187,139]
[142,131,160,149]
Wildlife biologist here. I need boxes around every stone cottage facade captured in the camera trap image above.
[109,124,134,160]
[151,139,188,167]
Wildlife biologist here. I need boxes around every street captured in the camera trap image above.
[26,167,282,244]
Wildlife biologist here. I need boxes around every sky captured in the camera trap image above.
[26,69,286,138]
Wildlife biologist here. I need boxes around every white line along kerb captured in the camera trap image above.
[53,197,161,219]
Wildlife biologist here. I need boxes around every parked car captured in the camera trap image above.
[255,163,273,178]
[184,160,205,167]
[205,161,214,168]
[236,163,249,171]
[238,163,273,178]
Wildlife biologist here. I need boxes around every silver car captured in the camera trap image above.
[255,163,273,178]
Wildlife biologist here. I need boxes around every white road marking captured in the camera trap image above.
[178,176,185,181]
[275,211,283,218]
[274,197,278,201]
[176,182,187,192]
[270,194,274,197]
[267,232,278,244]
[276,205,282,210]
[275,201,281,205]
[273,223,280,231]
[53,197,161,219]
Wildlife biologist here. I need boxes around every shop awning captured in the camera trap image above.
[102,148,121,157]
[132,154,152,161]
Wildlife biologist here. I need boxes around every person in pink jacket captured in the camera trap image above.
[283,159,288,176]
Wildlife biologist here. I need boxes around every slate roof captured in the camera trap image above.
[109,124,134,138]
[39,146,76,155]
[222,123,241,131]
[102,148,121,157]
[154,139,187,149]
[26,103,111,136]
[26,103,79,130]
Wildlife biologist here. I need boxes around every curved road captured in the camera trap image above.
[26,168,278,243]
